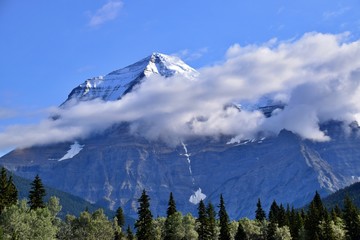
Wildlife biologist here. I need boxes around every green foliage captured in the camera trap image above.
[304,191,326,239]
[218,194,231,240]
[0,199,59,240]
[57,209,115,240]
[166,192,177,217]
[322,182,360,210]
[135,189,154,240]
[0,168,17,214]
[116,206,125,229]
[127,225,134,240]
[11,171,117,219]
[343,195,360,240]
[28,174,46,210]
[256,198,266,222]
[274,225,292,240]
[152,217,166,240]
[2,173,360,240]
[164,211,185,240]
[235,221,247,240]
[197,199,208,240]
[183,213,198,240]
[207,202,218,239]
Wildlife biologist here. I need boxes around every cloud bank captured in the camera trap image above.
[1,32,360,150]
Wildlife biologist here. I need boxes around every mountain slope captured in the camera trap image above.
[1,53,360,220]
[8,170,112,218]
[62,52,197,106]
[322,181,360,210]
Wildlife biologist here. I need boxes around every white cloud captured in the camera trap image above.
[88,0,123,27]
[1,32,360,150]
[174,48,208,61]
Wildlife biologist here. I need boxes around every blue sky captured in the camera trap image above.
[1,0,360,155]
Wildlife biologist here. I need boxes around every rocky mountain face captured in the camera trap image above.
[1,53,360,219]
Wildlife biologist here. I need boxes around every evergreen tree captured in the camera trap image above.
[164,192,183,240]
[0,168,17,214]
[6,176,17,206]
[268,200,280,240]
[268,200,280,223]
[333,204,342,219]
[235,221,247,240]
[320,212,336,240]
[207,202,217,240]
[218,194,231,240]
[28,174,46,210]
[343,194,360,240]
[166,192,177,217]
[255,198,266,222]
[135,189,154,240]
[115,206,125,229]
[288,207,302,240]
[197,199,208,240]
[304,191,326,240]
[277,204,287,227]
[127,225,134,240]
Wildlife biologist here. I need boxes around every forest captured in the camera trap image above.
[1,167,360,240]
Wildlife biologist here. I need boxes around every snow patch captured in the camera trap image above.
[181,142,195,184]
[58,141,84,161]
[189,188,206,204]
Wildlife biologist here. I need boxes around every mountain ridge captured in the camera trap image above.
[1,54,360,219]
[62,52,198,106]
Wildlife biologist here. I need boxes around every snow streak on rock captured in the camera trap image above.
[58,141,84,161]
[181,142,195,185]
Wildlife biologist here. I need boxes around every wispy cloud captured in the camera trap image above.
[323,6,350,20]
[88,0,123,27]
[1,33,360,150]
[174,48,208,62]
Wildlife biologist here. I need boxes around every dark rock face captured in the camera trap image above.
[1,122,360,219]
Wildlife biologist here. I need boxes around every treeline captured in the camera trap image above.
[1,168,360,240]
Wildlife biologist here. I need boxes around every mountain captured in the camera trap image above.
[61,52,198,106]
[9,170,111,218]
[321,181,360,210]
[1,53,360,220]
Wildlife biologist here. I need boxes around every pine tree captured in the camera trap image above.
[166,192,177,217]
[255,198,266,222]
[218,194,231,240]
[343,194,360,240]
[127,225,134,240]
[165,193,183,240]
[288,207,302,240]
[304,191,326,239]
[235,221,247,240]
[28,174,46,210]
[207,202,217,240]
[277,204,287,227]
[197,199,208,240]
[268,200,279,240]
[116,206,125,229]
[135,189,154,240]
[320,212,336,240]
[0,168,18,214]
[268,200,280,223]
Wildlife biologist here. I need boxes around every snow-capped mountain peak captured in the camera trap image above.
[62,53,198,105]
